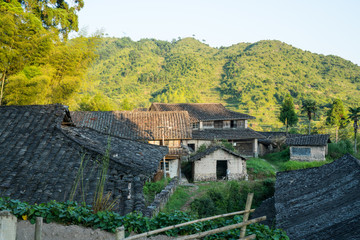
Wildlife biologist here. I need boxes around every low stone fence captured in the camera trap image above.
[144,177,179,218]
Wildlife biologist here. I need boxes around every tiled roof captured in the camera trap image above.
[286,134,330,146]
[0,104,167,206]
[71,111,191,140]
[257,132,303,145]
[189,146,246,162]
[192,128,265,140]
[275,154,360,239]
[149,103,255,123]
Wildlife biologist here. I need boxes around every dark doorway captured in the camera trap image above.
[216,160,227,180]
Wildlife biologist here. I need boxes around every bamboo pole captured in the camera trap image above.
[239,234,256,240]
[174,216,266,240]
[240,193,254,238]
[35,217,43,240]
[125,209,255,240]
[116,226,125,240]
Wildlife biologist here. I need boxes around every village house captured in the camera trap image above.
[71,111,191,178]
[149,103,265,158]
[189,145,247,182]
[286,134,330,161]
[0,105,167,215]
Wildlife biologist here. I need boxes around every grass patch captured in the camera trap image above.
[143,177,170,206]
[263,147,290,168]
[189,180,275,218]
[161,185,193,213]
[279,159,333,171]
[247,158,276,180]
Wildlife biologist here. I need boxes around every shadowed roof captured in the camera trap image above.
[189,145,246,162]
[71,111,191,140]
[286,134,330,146]
[193,128,265,140]
[149,103,255,123]
[275,154,360,239]
[0,104,167,205]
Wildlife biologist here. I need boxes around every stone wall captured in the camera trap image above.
[193,150,247,182]
[144,177,179,218]
[183,139,212,152]
[289,146,326,161]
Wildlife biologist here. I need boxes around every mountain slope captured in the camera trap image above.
[84,37,360,130]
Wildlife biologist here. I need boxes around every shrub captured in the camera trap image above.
[247,158,276,179]
[0,197,288,239]
[190,180,275,218]
[328,139,354,159]
[143,177,170,205]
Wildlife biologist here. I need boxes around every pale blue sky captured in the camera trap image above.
[78,0,360,65]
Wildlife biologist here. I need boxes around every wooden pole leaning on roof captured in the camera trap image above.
[240,193,254,239]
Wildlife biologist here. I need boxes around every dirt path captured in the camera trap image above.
[180,183,209,212]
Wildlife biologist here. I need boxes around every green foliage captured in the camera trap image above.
[301,99,318,134]
[327,140,355,159]
[220,139,236,152]
[18,0,84,39]
[326,99,348,142]
[143,178,170,205]
[190,180,275,218]
[86,38,360,130]
[0,197,288,238]
[246,158,276,179]
[161,186,192,213]
[279,94,298,133]
[278,160,332,171]
[263,148,290,169]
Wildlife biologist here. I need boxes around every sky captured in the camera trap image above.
[77,0,360,65]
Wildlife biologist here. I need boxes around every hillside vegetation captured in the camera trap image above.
[84,37,360,130]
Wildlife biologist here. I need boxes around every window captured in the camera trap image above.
[192,122,199,129]
[231,120,237,128]
[149,140,161,145]
[237,120,245,128]
[203,121,214,128]
[223,121,230,128]
[159,161,169,171]
[214,120,223,128]
[292,147,311,156]
[188,144,195,151]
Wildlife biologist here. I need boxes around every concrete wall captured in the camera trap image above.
[168,159,179,178]
[183,140,212,151]
[193,149,247,182]
[290,146,326,161]
[0,211,17,240]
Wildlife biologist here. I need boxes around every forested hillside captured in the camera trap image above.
[84,37,360,130]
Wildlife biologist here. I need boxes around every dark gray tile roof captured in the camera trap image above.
[71,111,191,140]
[189,146,246,162]
[192,128,265,140]
[257,132,303,145]
[286,134,330,146]
[0,104,167,205]
[275,154,360,239]
[149,103,255,123]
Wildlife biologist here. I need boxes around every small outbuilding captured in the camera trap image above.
[286,134,330,161]
[189,146,247,182]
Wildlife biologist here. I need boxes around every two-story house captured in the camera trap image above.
[71,111,191,178]
[149,103,265,158]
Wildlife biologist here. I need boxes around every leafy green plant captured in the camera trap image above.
[246,158,276,179]
[143,177,170,205]
[0,197,288,238]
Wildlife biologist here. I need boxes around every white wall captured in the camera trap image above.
[193,149,247,182]
[290,146,326,161]
[168,159,179,178]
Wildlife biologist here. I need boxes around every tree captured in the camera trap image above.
[349,106,360,153]
[326,99,347,143]
[279,94,298,135]
[17,0,84,39]
[0,0,53,105]
[301,99,317,135]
